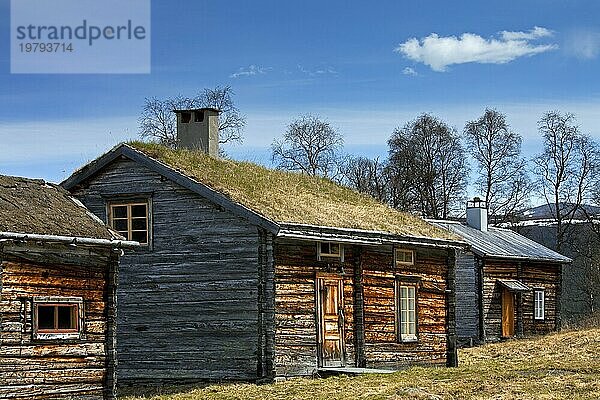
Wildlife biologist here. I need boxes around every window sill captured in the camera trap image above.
[399,336,418,343]
[34,332,82,341]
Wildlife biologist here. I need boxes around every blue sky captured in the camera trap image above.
[1,0,600,186]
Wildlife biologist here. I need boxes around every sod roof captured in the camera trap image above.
[0,175,115,240]
[128,142,457,241]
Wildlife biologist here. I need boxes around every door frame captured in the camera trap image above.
[501,288,515,338]
[315,273,345,368]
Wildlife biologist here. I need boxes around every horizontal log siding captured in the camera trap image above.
[71,158,261,383]
[521,263,560,335]
[273,241,450,375]
[0,249,115,400]
[482,260,561,341]
[362,246,449,369]
[273,239,355,376]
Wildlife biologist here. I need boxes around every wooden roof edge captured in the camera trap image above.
[0,231,140,249]
[277,223,467,249]
[60,143,281,235]
[476,252,572,264]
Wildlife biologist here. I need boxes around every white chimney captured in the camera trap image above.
[466,197,488,232]
[174,108,220,156]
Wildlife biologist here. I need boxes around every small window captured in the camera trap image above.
[317,242,343,260]
[181,112,192,123]
[109,202,150,244]
[33,297,83,340]
[397,284,417,342]
[37,304,78,332]
[534,289,545,320]
[194,110,204,122]
[395,249,414,266]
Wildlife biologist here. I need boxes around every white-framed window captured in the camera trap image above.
[397,283,417,342]
[33,297,83,340]
[395,248,415,266]
[108,201,150,245]
[317,242,344,261]
[534,289,545,320]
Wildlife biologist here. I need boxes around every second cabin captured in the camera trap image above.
[432,198,571,345]
[62,108,465,386]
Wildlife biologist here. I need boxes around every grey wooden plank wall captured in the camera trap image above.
[455,251,479,343]
[71,158,261,383]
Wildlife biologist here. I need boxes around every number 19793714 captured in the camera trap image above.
[19,43,74,53]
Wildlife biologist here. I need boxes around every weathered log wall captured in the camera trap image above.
[482,259,561,341]
[272,239,355,376]
[455,251,479,344]
[71,158,262,383]
[362,246,449,369]
[0,244,117,399]
[273,240,451,375]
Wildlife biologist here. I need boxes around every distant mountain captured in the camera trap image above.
[519,203,600,220]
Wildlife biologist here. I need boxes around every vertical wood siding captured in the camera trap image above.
[0,247,116,399]
[71,159,262,383]
[482,259,561,341]
[455,251,479,344]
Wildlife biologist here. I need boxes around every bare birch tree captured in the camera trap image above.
[138,86,245,148]
[271,114,344,177]
[533,111,598,251]
[465,109,530,222]
[388,114,469,219]
[343,156,389,203]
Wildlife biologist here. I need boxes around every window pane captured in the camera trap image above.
[38,306,55,330]
[57,306,75,329]
[132,230,148,244]
[406,251,413,263]
[131,204,147,218]
[131,218,147,230]
[321,243,330,254]
[111,206,128,218]
[330,244,339,254]
[112,219,128,231]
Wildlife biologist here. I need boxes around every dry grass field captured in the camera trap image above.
[123,327,600,400]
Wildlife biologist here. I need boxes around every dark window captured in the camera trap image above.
[194,110,204,122]
[181,112,192,123]
[36,304,78,333]
[395,249,415,266]
[318,242,343,260]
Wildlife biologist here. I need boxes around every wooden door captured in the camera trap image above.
[316,275,345,367]
[501,289,515,337]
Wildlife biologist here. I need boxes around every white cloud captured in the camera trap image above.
[396,27,557,72]
[500,26,553,41]
[564,29,600,60]
[230,65,271,78]
[402,66,418,76]
[297,65,338,76]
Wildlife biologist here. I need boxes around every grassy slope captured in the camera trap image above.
[123,328,600,400]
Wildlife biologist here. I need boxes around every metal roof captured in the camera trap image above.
[429,220,571,263]
[497,279,532,292]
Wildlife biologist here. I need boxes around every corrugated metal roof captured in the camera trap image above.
[497,279,532,292]
[429,220,571,263]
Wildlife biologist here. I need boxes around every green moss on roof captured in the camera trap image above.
[0,175,114,239]
[128,141,457,240]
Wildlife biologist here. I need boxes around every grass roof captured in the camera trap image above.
[129,142,456,241]
[0,175,114,239]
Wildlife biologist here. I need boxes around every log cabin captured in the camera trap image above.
[0,175,136,399]
[431,198,571,346]
[62,108,466,386]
